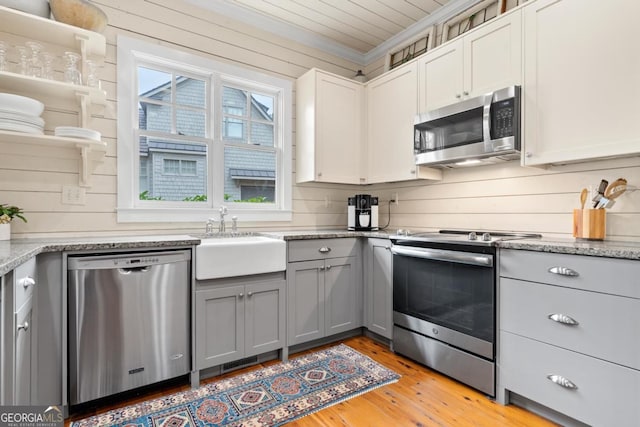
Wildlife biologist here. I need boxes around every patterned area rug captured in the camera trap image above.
[71,344,399,427]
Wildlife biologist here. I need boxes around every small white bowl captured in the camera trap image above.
[0,93,45,117]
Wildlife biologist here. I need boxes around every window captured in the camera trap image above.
[117,36,292,222]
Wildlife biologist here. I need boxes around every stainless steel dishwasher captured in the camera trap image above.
[68,250,191,405]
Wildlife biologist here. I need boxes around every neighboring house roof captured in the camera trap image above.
[148,140,206,153]
[230,168,275,180]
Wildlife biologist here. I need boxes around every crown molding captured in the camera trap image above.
[184,0,481,67]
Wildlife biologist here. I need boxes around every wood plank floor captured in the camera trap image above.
[66,336,558,426]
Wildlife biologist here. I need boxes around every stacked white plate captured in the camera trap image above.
[54,126,101,142]
[0,93,45,135]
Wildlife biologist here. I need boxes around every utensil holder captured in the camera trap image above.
[573,209,605,240]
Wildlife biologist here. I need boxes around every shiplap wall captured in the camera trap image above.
[1,0,639,240]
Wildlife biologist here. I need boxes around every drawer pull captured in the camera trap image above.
[318,247,331,254]
[17,322,29,332]
[548,313,579,326]
[546,374,578,390]
[19,276,36,288]
[548,266,579,277]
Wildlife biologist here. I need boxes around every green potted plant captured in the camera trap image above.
[0,204,27,241]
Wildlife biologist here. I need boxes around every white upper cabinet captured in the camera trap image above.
[366,62,442,184]
[419,9,522,113]
[522,0,640,166]
[296,69,364,184]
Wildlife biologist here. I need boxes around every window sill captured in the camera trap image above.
[117,207,292,223]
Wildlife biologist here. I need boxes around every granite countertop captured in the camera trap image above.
[498,238,640,260]
[3,231,639,276]
[0,235,200,276]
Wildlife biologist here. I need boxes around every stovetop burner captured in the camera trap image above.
[392,229,542,246]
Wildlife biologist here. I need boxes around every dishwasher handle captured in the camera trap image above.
[118,266,151,274]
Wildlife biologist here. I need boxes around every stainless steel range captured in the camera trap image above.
[390,230,540,396]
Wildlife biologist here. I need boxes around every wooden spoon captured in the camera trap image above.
[580,188,588,209]
[601,178,627,208]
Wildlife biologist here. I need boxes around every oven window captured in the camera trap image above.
[393,254,494,342]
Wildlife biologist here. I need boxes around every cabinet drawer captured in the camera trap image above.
[13,257,36,310]
[500,278,640,370]
[288,238,359,262]
[500,331,640,427]
[500,249,640,298]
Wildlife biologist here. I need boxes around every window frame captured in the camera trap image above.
[117,35,292,223]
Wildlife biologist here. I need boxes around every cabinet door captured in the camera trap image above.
[365,239,393,339]
[324,256,362,336]
[316,72,363,184]
[287,260,325,345]
[463,9,521,97]
[296,69,363,184]
[245,280,286,357]
[195,286,244,369]
[522,0,640,166]
[418,40,463,112]
[14,297,32,405]
[367,62,420,183]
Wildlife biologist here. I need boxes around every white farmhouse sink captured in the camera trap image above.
[195,235,286,280]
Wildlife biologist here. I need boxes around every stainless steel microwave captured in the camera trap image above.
[414,86,521,167]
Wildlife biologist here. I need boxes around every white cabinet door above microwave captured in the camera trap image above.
[418,9,522,113]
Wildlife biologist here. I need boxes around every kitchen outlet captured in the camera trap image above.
[62,185,86,205]
[393,193,399,206]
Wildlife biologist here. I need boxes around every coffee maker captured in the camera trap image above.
[348,194,379,231]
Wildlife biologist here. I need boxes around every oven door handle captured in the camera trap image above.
[390,246,493,267]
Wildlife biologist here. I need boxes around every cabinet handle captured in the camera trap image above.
[17,322,29,332]
[455,93,462,99]
[318,247,331,254]
[247,292,253,297]
[409,169,416,174]
[525,152,533,158]
[19,276,36,288]
[463,91,469,96]
[326,265,331,270]
[546,374,578,390]
[238,292,244,298]
[548,313,579,326]
[548,266,579,277]
[319,266,325,271]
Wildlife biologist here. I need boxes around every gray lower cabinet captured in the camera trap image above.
[364,238,392,339]
[195,274,285,370]
[287,239,362,346]
[498,249,640,427]
[1,257,37,405]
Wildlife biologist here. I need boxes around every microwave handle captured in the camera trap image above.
[483,93,493,143]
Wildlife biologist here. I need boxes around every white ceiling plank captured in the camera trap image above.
[318,0,406,36]
[405,0,449,14]
[232,0,379,51]
[347,0,421,28]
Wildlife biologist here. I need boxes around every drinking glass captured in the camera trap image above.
[41,52,55,80]
[16,45,29,75]
[0,42,7,72]
[84,59,100,87]
[63,51,82,85]
[25,41,43,78]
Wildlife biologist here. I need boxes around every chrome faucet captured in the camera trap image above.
[218,206,228,232]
